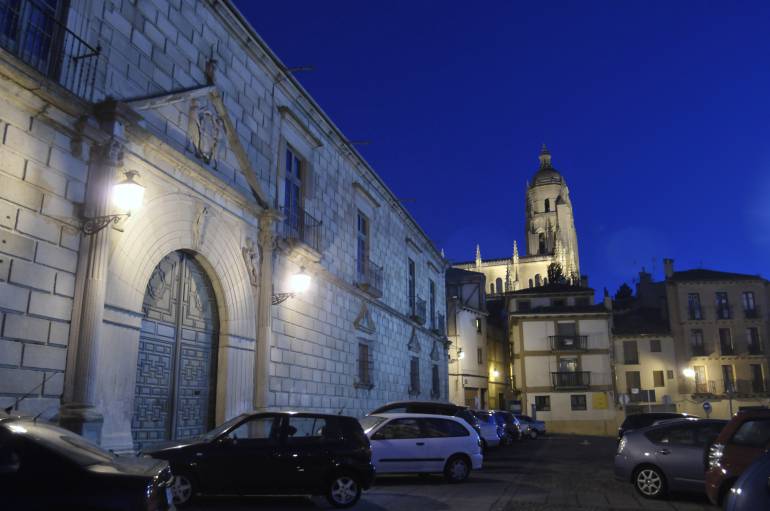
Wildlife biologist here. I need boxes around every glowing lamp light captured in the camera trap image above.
[112,170,145,212]
[288,267,311,294]
[457,348,465,360]
[491,369,500,378]
[682,368,696,378]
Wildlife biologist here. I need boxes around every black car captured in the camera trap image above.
[369,401,482,436]
[494,411,523,442]
[618,412,696,442]
[146,411,374,508]
[0,415,173,511]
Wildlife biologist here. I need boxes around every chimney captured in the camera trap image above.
[580,274,588,288]
[663,258,674,279]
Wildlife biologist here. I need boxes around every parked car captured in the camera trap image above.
[617,412,694,442]
[723,450,770,511]
[472,410,504,448]
[359,413,482,483]
[494,411,522,442]
[369,401,482,437]
[146,411,374,508]
[0,415,174,511]
[614,417,726,499]
[706,408,770,506]
[515,414,546,439]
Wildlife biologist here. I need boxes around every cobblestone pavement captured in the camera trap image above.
[188,435,715,511]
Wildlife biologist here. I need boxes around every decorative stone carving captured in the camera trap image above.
[187,98,226,167]
[354,302,375,334]
[192,205,209,249]
[94,136,125,167]
[242,237,259,287]
[408,327,420,353]
[430,340,440,361]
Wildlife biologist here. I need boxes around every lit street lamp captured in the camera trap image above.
[272,267,311,305]
[82,170,145,235]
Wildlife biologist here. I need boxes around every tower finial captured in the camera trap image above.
[475,244,481,267]
[538,143,552,168]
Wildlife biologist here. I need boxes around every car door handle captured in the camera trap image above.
[416,442,425,446]
[657,449,670,455]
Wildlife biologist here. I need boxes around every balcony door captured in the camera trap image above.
[0,0,64,78]
[559,356,578,373]
[284,145,303,233]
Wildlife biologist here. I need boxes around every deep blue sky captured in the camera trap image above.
[236,1,770,296]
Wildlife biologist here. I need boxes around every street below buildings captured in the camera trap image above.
[188,434,715,511]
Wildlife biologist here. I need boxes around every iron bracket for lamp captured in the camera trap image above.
[271,292,295,305]
[81,213,130,235]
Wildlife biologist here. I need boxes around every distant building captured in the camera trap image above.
[507,284,616,435]
[455,145,580,293]
[662,259,770,416]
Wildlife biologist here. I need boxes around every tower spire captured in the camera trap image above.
[475,244,481,268]
[538,143,552,169]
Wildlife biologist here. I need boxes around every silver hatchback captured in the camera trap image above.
[614,418,726,499]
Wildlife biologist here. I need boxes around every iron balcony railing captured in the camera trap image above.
[628,389,656,403]
[410,296,426,325]
[281,206,321,252]
[748,342,764,355]
[0,0,100,100]
[356,259,383,298]
[687,307,703,320]
[691,344,707,356]
[744,308,760,319]
[720,342,735,356]
[715,305,732,320]
[689,379,768,396]
[551,371,590,389]
[549,335,587,351]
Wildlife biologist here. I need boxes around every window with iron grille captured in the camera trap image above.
[356,342,373,388]
[431,364,440,398]
[715,292,730,319]
[356,211,369,277]
[687,293,702,320]
[649,339,661,352]
[409,357,420,394]
[407,258,415,313]
[570,394,587,411]
[284,146,303,227]
[535,395,550,411]
[653,370,665,388]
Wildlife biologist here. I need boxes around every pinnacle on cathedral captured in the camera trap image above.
[539,143,552,168]
[475,244,481,268]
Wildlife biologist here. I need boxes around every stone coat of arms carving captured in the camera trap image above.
[188,98,226,167]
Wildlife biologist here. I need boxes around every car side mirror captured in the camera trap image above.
[219,435,235,446]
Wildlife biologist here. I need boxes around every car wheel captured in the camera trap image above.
[634,466,667,499]
[326,472,361,508]
[170,472,196,507]
[529,429,538,440]
[444,455,471,483]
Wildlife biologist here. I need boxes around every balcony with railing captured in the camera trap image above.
[748,342,764,355]
[355,259,383,298]
[719,341,735,356]
[551,371,590,389]
[0,0,100,100]
[280,206,321,253]
[549,335,588,351]
[744,308,760,319]
[686,378,769,396]
[410,296,426,325]
[687,307,703,321]
[628,389,657,403]
[715,305,732,320]
[691,344,707,356]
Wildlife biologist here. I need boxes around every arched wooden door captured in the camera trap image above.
[131,251,219,450]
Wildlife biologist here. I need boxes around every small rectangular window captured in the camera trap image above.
[535,395,551,411]
[477,347,483,365]
[429,280,436,329]
[475,317,482,333]
[409,357,420,394]
[653,370,665,387]
[407,258,416,312]
[431,364,440,398]
[623,340,639,364]
[357,343,372,387]
[570,394,587,411]
[649,339,661,352]
[356,211,369,279]
[667,370,674,379]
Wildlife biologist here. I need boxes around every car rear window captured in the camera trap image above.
[731,419,770,448]
[623,413,682,430]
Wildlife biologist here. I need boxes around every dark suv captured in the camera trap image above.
[618,412,693,442]
[369,401,481,436]
[146,411,374,508]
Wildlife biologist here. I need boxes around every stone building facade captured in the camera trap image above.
[0,0,447,452]
[455,145,579,294]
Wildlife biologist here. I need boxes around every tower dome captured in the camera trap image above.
[531,144,563,187]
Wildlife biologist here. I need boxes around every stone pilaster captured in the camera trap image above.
[254,209,281,409]
[59,103,129,443]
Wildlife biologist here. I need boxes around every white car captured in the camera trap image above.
[472,410,504,448]
[359,413,483,483]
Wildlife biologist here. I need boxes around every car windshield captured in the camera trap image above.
[11,422,115,467]
[359,416,386,434]
[493,414,505,425]
[200,414,248,441]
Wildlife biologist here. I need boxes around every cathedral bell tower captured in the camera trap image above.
[524,145,580,278]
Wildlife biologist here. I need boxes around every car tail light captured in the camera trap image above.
[617,436,626,454]
[708,443,724,469]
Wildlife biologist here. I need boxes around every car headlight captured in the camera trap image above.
[617,436,626,454]
[708,443,724,469]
